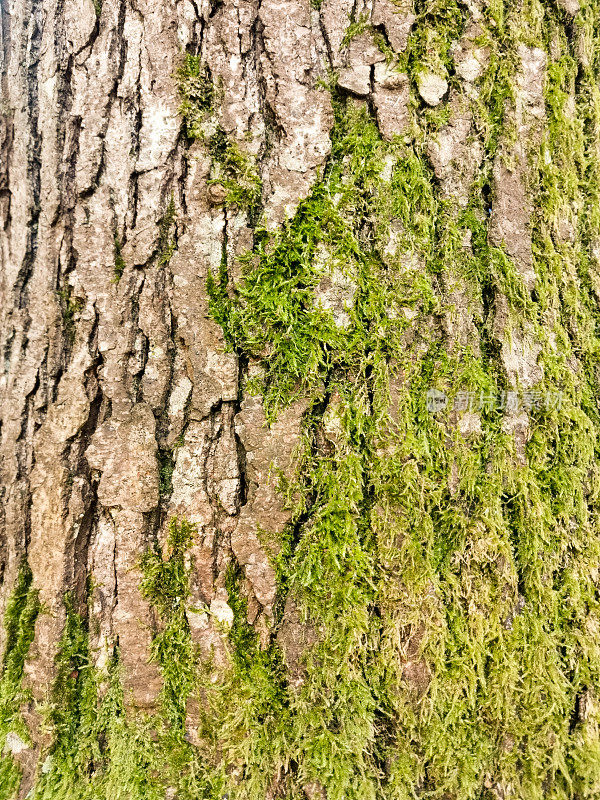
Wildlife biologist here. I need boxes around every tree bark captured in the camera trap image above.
[1,0,600,797]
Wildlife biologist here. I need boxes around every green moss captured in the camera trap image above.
[33,647,168,800]
[157,448,175,498]
[156,196,177,267]
[176,54,261,214]
[28,573,217,800]
[42,593,102,786]
[223,563,259,673]
[0,564,39,715]
[209,102,441,419]
[199,563,292,799]
[112,236,126,283]
[0,550,224,799]
[57,287,83,344]
[405,0,467,86]
[206,244,231,342]
[197,1,600,792]
[139,518,196,731]
[177,53,213,139]
[340,14,371,48]
[0,562,40,799]
[207,128,262,212]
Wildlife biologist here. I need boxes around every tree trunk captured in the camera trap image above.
[1,0,600,796]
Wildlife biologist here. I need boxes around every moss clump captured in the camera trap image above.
[0,564,40,721]
[40,593,103,791]
[202,563,292,798]
[177,53,213,139]
[112,235,126,283]
[139,518,196,732]
[27,566,217,800]
[157,448,175,498]
[0,562,40,798]
[33,640,168,800]
[404,0,467,86]
[207,128,262,212]
[209,102,438,418]
[57,286,83,345]
[176,56,261,214]
[223,562,259,673]
[200,1,600,792]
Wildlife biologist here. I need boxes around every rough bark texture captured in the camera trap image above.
[2,0,600,797]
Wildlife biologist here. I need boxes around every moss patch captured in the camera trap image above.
[0,563,40,799]
[139,518,196,732]
[199,2,600,795]
[177,53,213,139]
